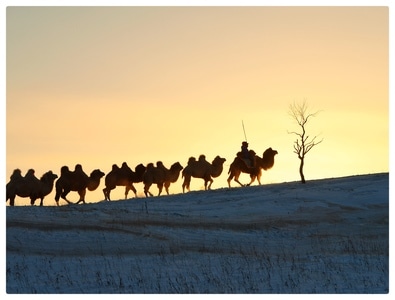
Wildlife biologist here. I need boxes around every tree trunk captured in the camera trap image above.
[299,157,306,184]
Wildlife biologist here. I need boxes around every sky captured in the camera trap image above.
[4,3,389,205]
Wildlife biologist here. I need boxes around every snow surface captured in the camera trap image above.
[5,173,389,294]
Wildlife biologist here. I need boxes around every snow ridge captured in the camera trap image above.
[6,173,389,293]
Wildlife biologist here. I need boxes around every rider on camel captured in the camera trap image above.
[239,141,255,167]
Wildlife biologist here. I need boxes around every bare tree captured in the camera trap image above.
[288,100,323,183]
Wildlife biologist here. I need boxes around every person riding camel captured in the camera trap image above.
[241,141,249,159]
[239,141,255,167]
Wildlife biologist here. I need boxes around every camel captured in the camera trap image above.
[103,162,146,200]
[182,155,226,192]
[143,161,183,197]
[227,147,278,187]
[55,164,105,205]
[6,169,58,206]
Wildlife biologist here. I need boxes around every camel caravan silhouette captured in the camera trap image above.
[227,147,278,187]
[181,155,226,193]
[103,162,147,201]
[55,164,105,206]
[6,169,58,206]
[6,145,278,206]
[143,161,184,197]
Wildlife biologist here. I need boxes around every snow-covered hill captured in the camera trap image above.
[6,173,389,293]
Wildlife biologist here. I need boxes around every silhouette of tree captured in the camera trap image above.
[288,100,323,183]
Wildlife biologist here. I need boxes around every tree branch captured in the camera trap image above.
[288,100,323,183]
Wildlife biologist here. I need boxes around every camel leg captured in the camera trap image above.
[227,174,233,188]
[157,183,164,196]
[60,189,74,204]
[56,189,73,204]
[61,196,73,205]
[247,169,262,186]
[61,189,70,200]
[234,178,245,187]
[246,175,256,186]
[9,195,15,206]
[75,189,86,204]
[103,187,109,201]
[103,186,114,201]
[131,184,137,198]
[125,184,137,199]
[207,178,214,190]
[55,189,62,203]
[257,171,262,185]
[228,171,244,187]
[232,171,245,187]
[182,176,191,193]
[144,184,153,197]
[164,182,170,195]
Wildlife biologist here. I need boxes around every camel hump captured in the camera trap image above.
[60,166,70,176]
[156,161,164,168]
[10,169,23,181]
[74,164,83,172]
[73,164,87,175]
[111,164,120,172]
[25,169,35,177]
[198,154,206,162]
[120,162,132,173]
[187,157,196,165]
[135,164,146,173]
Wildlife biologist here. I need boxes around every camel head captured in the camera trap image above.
[41,171,58,182]
[261,147,278,170]
[171,162,183,172]
[90,169,105,179]
[263,147,278,158]
[212,156,226,165]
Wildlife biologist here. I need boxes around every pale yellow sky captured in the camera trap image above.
[5,5,389,205]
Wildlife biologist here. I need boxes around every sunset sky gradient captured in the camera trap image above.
[5,4,389,204]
